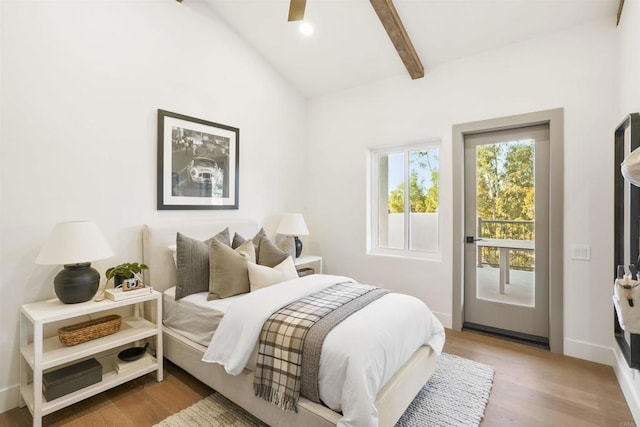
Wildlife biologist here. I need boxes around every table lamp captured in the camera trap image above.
[276,213,309,258]
[36,221,114,304]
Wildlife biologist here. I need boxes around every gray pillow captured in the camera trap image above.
[175,228,230,300]
[208,239,256,300]
[232,228,265,258]
[257,235,296,267]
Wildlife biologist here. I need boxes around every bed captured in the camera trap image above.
[142,220,444,427]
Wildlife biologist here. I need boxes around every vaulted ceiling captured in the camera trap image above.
[191,0,619,97]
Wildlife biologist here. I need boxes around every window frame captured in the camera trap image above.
[368,141,441,259]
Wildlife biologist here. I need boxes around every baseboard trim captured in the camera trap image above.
[432,311,451,329]
[614,342,640,425]
[563,338,615,366]
[0,383,19,414]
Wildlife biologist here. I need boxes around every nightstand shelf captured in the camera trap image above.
[20,316,157,370]
[19,291,163,427]
[20,353,158,417]
[295,255,323,274]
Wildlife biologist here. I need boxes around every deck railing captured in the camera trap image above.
[477,218,535,271]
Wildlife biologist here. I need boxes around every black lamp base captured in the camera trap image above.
[294,236,303,258]
[54,262,100,304]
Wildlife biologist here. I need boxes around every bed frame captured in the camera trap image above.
[142,220,438,427]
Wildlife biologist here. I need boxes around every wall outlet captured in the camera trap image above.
[571,244,591,260]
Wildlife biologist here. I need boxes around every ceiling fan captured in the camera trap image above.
[288,0,306,21]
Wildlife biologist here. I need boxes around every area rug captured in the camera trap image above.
[155,353,494,427]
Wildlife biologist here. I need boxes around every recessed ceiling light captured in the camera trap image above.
[299,22,314,36]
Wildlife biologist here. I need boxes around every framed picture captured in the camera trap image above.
[157,109,239,210]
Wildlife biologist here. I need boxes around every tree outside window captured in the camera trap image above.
[476,140,535,270]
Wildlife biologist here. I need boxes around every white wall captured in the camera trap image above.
[0,1,307,412]
[307,19,618,355]
[619,0,640,114]
[615,0,640,422]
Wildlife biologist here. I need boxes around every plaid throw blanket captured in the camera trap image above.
[253,282,385,411]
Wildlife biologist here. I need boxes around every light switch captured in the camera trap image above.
[571,244,591,260]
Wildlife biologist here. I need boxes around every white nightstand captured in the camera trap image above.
[295,255,323,274]
[19,291,163,427]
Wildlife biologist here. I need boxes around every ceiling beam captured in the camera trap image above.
[370,0,424,79]
[288,0,307,22]
[617,0,625,26]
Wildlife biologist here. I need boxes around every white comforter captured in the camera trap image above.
[202,274,445,427]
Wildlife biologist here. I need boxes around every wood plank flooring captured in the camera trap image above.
[0,329,634,426]
[445,329,634,427]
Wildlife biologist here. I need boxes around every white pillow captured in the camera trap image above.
[168,244,177,266]
[247,256,298,292]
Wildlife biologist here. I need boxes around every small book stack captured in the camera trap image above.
[113,353,155,375]
[105,286,152,301]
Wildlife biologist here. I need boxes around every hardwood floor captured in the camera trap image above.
[0,361,211,427]
[0,329,634,426]
[446,329,633,427]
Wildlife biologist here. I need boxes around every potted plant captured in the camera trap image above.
[105,262,149,289]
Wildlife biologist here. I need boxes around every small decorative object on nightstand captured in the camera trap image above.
[57,314,122,346]
[35,221,113,304]
[297,267,314,277]
[277,213,309,258]
[295,255,323,275]
[105,262,149,289]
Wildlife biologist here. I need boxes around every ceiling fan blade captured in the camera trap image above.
[288,0,306,21]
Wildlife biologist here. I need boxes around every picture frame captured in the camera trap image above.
[614,112,640,368]
[157,109,239,210]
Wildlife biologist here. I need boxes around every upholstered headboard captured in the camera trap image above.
[142,219,259,293]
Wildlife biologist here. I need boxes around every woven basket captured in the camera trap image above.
[58,314,122,346]
[297,267,315,277]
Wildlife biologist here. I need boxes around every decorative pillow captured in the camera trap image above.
[174,228,230,300]
[208,239,255,300]
[168,244,177,266]
[170,228,230,268]
[257,235,296,267]
[212,227,231,247]
[247,256,298,292]
[232,228,266,258]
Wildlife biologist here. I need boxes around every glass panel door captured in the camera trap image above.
[474,139,535,307]
[464,124,549,341]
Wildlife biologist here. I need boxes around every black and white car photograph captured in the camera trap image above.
[170,127,230,198]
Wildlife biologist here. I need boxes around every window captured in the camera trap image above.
[369,143,440,256]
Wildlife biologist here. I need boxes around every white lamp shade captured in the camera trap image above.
[276,213,309,236]
[36,221,114,265]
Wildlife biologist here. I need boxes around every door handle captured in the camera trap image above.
[466,236,483,243]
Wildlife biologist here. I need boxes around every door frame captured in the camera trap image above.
[452,108,564,353]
